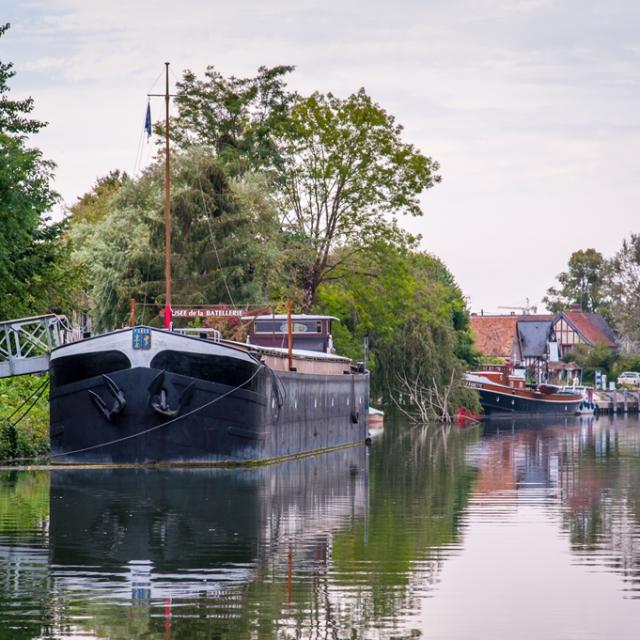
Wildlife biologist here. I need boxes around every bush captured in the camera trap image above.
[0,375,49,460]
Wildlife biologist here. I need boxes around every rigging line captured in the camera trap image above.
[49,363,265,459]
[131,67,165,178]
[196,173,237,307]
[1,377,49,428]
[147,67,165,95]
[132,118,146,177]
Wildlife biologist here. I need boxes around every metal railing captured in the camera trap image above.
[0,314,83,378]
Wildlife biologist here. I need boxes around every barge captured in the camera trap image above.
[49,316,369,465]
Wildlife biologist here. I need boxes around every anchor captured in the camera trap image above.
[147,370,195,418]
[88,374,127,422]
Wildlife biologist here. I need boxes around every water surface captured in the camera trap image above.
[2,415,640,638]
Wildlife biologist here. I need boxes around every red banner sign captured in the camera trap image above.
[171,307,247,319]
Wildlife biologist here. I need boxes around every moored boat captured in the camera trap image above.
[50,319,369,465]
[465,367,582,416]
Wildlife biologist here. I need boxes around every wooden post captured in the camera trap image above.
[287,299,293,371]
[129,299,136,327]
[164,62,172,329]
[623,389,628,413]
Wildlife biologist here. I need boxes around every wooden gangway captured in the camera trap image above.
[0,314,83,378]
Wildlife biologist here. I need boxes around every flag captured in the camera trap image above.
[144,102,152,140]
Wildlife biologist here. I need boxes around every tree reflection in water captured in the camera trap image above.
[2,417,640,639]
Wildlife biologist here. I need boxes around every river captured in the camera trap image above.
[1,415,640,639]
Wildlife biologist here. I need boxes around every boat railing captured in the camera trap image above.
[172,327,222,342]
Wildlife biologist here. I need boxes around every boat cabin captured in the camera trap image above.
[243,314,337,353]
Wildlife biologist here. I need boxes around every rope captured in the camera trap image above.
[0,364,264,466]
[1,377,49,427]
[49,363,265,459]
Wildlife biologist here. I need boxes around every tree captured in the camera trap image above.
[605,234,640,352]
[277,89,440,309]
[71,148,284,330]
[69,170,128,226]
[0,23,75,319]
[315,243,479,418]
[543,248,607,314]
[170,65,296,175]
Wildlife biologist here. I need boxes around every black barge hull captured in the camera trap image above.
[50,367,368,465]
[49,328,368,465]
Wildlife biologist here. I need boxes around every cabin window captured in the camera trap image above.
[51,350,131,388]
[150,350,258,390]
[254,320,322,334]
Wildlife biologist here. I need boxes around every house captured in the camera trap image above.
[470,307,617,382]
[552,307,617,358]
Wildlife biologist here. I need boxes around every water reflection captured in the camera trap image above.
[2,417,640,638]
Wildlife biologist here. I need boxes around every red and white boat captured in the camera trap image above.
[465,366,583,416]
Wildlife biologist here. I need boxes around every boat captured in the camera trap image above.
[48,65,369,465]
[559,385,596,415]
[368,406,384,427]
[465,367,583,416]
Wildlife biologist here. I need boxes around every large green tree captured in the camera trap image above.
[71,148,283,330]
[605,234,640,352]
[543,248,608,314]
[277,89,439,309]
[0,23,73,318]
[170,65,296,175]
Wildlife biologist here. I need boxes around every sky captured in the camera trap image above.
[3,0,639,313]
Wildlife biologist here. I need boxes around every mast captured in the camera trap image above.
[163,62,172,330]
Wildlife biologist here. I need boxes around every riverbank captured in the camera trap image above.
[0,375,49,460]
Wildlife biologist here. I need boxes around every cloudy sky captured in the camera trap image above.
[4,0,639,312]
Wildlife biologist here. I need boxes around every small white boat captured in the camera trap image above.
[368,406,384,427]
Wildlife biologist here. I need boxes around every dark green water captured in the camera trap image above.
[2,416,640,639]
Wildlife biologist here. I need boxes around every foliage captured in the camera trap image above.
[277,89,440,309]
[543,248,608,315]
[609,353,640,382]
[605,233,640,353]
[69,170,128,225]
[564,342,617,383]
[0,375,49,460]
[170,65,441,310]
[315,243,479,418]
[71,148,283,330]
[170,65,296,175]
[0,23,78,319]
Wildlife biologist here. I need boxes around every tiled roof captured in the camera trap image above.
[559,310,617,347]
[470,315,550,357]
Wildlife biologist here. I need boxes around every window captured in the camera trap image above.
[51,351,131,388]
[254,320,322,334]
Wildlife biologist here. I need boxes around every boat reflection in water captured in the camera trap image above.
[48,446,368,637]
